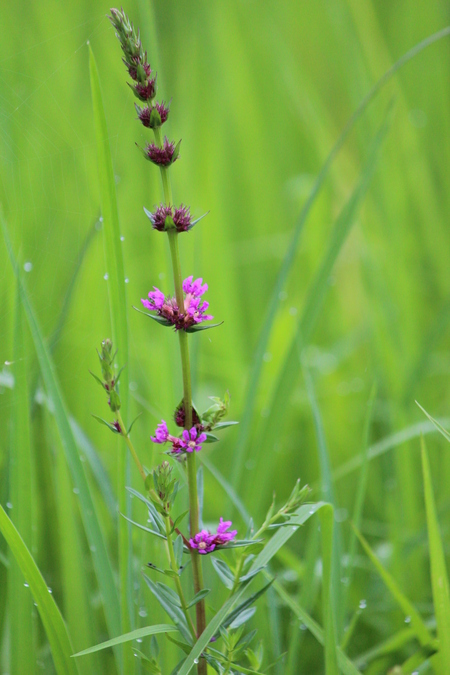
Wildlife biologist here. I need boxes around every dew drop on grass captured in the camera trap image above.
[125,278,129,283]
[24,582,29,588]
[138,608,147,618]
[136,638,143,643]
[6,502,12,509]
[194,659,199,664]
[73,488,80,495]
[104,273,109,280]
[24,261,33,272]
[404,615,411,623]
[120,235,125,241]
[359,599,367,609]
[289,306,298,316]
[48,587,52,593]
[300,623,307,631]
[99,216,103,222]
[90,545,96,553]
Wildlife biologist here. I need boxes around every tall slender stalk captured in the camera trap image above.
[153,125,207,671]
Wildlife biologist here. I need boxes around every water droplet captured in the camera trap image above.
[129,381,138,391]
[263,352,272,362]
[289,306,298,316]
[309,509,315,514]
[24,262,33,272]
[120,235,125,241]
[136,638,143,643]
[278,291,287,301]
[138,608,147,617]
[73,488,80,495]
[299,623,307,631]
[90,545,96,553]
[34,602,38,607]
[125,278,129,284]
[158,272,165,280]
[24,582,29,588]
[359,599,367,610]
[104,273,109,280]
[6,502,12,509]
[86,40,90,45]
[194,659,199,664]
[99,216,103,222]
[47,587,52,593]
[404,615,411,623]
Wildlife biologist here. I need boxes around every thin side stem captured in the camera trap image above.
[164,517,197,640]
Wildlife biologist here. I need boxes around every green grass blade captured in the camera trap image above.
[319,505,339,675]
[72,625,178,657]
[8,284,35,675]
[346,384,377,600]
[303,362,343,639]
[89,46,132,674]
[353,525,432,647]
[0,211,122,670]
[421,437,450,672]
[416,402,450,443]
[333,418,450,482]
[250,104,392,511]
[271,578,361,675]
[230,26,450,490]
[0,504,79,675]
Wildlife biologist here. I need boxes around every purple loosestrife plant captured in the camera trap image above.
[90,9,311,673]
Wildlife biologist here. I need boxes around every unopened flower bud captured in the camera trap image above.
[153,461,177,504]
[109,388,121,413]
[135,101,169,129]
[145,137,180,167]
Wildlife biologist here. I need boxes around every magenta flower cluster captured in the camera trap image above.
[151,420,207,456]
[136,101,170,129]
[142,275,213,330]
[189,518,238,554]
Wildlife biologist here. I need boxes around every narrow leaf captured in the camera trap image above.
[72,625,178,657]
[421,437,450,672]
[0,504,78,675]
[187,589,211,609]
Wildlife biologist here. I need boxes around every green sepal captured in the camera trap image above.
[89,370,105,389]
[173,535,183,568]
[218,538,264,551]
[203,432,219,443]
[212,421,239,431]
[188,211,209,230]
[91,414,119,434]
[171,139,181,163]
[185,321,223,334]
[133,305,173,327]
[186,588,211,609]
[165,634,192,655]
[171,510,189,531]
[114,364,126,386]
[145,473,154,492]
[109,389,121,412]
[127,412,143,435]
[239,566,266,583]
[210,557,234,589]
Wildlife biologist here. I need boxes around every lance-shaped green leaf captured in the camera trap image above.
[72,625,178,657]
[143,576,192,643]
[0,504,78,675]
[91,415,120,434]
[185,321,224,333]
[211,558,235,589]
[187,589,211,609]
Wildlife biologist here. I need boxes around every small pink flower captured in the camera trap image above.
[189,518,237,554]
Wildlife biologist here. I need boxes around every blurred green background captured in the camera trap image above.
[1,1,450,673]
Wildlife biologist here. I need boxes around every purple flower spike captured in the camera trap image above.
[140,275,214,331]
[146,137,179,166]
[151,420,169,444]
[180,426,207,453]
[190,518,237,554]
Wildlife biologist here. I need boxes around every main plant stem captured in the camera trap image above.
[154,127,207,671]
[164,516,197,640]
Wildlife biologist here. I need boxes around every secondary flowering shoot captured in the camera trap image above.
[151,420,207,455]
[190,519,238,554]
[141,275,213,330]
[144,204,194,233]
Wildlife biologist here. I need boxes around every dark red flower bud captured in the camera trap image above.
[145,137,180,167]
[135,101,169,129]
[129,77,157,102]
